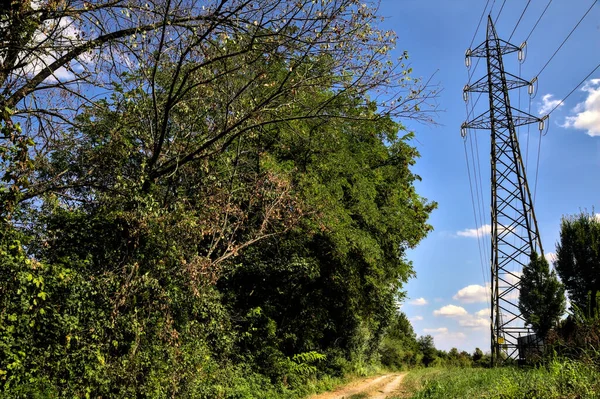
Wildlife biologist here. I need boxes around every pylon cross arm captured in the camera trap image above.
[463,108,542,130]
[469,38,520,58]
[466,71,532,94]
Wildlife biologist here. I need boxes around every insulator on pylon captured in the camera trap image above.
[463,85,469,102]
[461,123,467,138]
[465,49,472,68]
[528,77,538,97]
[518,42,527,63]
[538,115,548,131]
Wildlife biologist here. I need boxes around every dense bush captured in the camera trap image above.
[0,0,438,395]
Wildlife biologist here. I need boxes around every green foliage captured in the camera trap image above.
[444,348,473,368]
[348,394,369,399]
[379,312,422,369]
[1,87,434,396]
[519,252,566,338]
[0,3,436,395]
[397,360,600,399]
[217,104,434,380]
[0,114,34,216]
[555,210,600,318]
[547,313,600,368]
[0,220,234,397]
[472,348,491,368]
[417,335,437,368]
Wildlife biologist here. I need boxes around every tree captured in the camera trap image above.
[219,105,434,374]
[379,312,421,368]
[473,347,483,362]
[417,335,437,367]
[519,252,566,338]
[1,1,438,394]
[1,0,437,211]
[555,211,600,318]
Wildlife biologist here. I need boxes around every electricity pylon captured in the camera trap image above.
[462,16,546,365]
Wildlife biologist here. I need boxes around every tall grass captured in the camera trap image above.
[394,359,600,399]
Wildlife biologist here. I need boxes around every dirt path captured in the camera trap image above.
[309,373,407,399]
[369,374,406,399]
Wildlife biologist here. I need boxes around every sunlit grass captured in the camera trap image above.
[390,359,600,399]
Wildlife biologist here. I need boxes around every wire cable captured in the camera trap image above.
[546,61,600,115]
[536,0,598,77]
[533,127,543,206]
[466,91,484,120]
[464,0,502,287]
[469,132,487,262]
[470,0,492,49]
[472,130,490,271]
[524,0,553,42]
[463,136,490,286]
[508,0,532,42]
[489,0,497,20]
[494,0,507,24]
[467,0,492,85]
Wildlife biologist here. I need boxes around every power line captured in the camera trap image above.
[546,61,600,115]
[489,0,497,20]
[464,3,495,280]
[508,0,532,42]
[463,135,489,286]
[469,131,488,265]
[536,0,598,77]
[472,130,490,271]
[524,0,553,42]
[466,92,484,120]
[533,127,543,206]
[467,58,481,85]
[494,0,507,24]
[467,0,492,85]
[470,0,492,49]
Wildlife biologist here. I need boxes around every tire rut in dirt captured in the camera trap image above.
[309,374,395,399]
[368,373,406,399]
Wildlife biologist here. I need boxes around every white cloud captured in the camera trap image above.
[457,224,490,238]
[456,224,515,239]
[459,316,489,329]
[475,308,490,318]
[17,15,94,83]
[538,93,563,116]
[423,327,473,351]
[409,297,428,306]
[424,327,448,334]
[545,252,557,263]
[563,79,600,137]
[503,271,522,286]
[444,332,467,339]
[410,315,424,322]
[433,304,468,317]
[454,274,522,304]
[453,284,489,304]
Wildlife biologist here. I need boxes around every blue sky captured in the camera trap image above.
[377,0,600,352]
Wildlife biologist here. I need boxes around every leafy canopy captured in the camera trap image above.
[555,211,600,318]
[519,252,566,338]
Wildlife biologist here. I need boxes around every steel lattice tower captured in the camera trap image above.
[462,16,545,365]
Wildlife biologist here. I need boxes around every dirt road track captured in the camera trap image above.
[309,373,406,399]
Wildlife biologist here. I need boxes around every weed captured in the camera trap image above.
[390,359,600,399]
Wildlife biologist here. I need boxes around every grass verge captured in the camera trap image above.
[389,359,600,399]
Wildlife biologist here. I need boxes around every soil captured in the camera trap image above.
[308,373,407,399]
